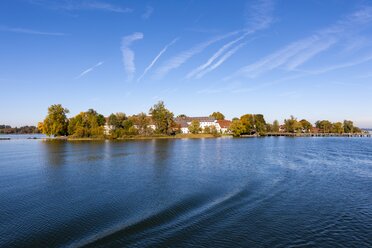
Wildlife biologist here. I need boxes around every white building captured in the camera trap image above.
[104,117,113,135]
[215,120,232,134]
[175,117,225,134]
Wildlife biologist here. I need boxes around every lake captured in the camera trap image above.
[0,137,371,247]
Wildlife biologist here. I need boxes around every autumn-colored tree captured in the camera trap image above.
[68,109,105,138]
[42,104,69,136]
[229,119,245,137]
[210,112,225,120]
[284,116,302,133]
[149,101,175,135]
[188,120,201,134]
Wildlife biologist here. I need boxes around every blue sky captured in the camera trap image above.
[1,0,372,127]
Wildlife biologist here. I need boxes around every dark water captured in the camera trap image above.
[0,137,371,248]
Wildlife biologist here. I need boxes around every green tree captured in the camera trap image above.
[315,120,333,133]
[188,120,201,134]
[229,119,245,137]
[149,101,175,135]
[272,120,280,132]
[42,104,69,136]
[300,119,312,133]
[343,120,354,133]
[132,112,152,135]
[284,116,301,133]
[203,126,211,134]
[240,114,254,134]
[266,123,273,132]
[254,114,267,135]
[68,109,105,138]
[332,122,343,134]
[210,112,225,120]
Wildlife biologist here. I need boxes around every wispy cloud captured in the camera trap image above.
[0,26,67,36]
[187,34,250,79]
[245,0,274,31]
[187,0,274,79]
[121,32,144,81]
[75,61,104,79]
[196,42,249,78]
[141,6,154,20]
[137,38,179,82]
[300,53,372,75]
[154,30,240,79]
[234,6,372,78]
[29,0,132,13]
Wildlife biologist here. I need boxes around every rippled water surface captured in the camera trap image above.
[0,137,371,247]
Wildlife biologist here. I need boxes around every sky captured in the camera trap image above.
[1,0,372,127]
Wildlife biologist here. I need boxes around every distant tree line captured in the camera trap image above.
[0,125,39,134]
[229,114,362,137]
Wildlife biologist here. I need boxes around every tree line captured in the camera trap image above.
[38,102,362,138]
[0,125,40,134]
[39,102,178,138]
[229,114,361,137]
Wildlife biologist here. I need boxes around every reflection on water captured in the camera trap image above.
[0,137,371,247]
[42,140,68,166]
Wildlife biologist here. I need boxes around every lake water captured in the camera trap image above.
[0,137,371,247]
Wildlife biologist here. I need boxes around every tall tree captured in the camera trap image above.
[316,120,333,133]
[149,101,175,135]
[254,114,267,134]
[68,109,105,138]
[42,104,69,136]
[300,119,312,133]
[210,112,225,120]
[272,120,280,132]
[343,120,354,133]
[240,114,254,134]
[332,122,344,134]
[188,120,201,134]
[284,116,302,133]
[229,119,245,137]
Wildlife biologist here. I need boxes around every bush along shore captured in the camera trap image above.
[36,102,368,140]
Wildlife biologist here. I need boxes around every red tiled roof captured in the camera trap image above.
[217,120,231,128]
[174,116,216,122]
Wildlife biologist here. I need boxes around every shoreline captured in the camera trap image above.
[2,133,370,141]
[40,132,371,141]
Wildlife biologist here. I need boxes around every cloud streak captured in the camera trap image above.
[196,42,249,79]
[0,26,67,36]
[29,0,132,13]
[154,30,240,79]
[187,0,274,79]
[75,61,104,79]
[245,0,274,31]
[187,34,248,79]
[234,6,372,78]
[121,32,144,81]
[137,38,178,82]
